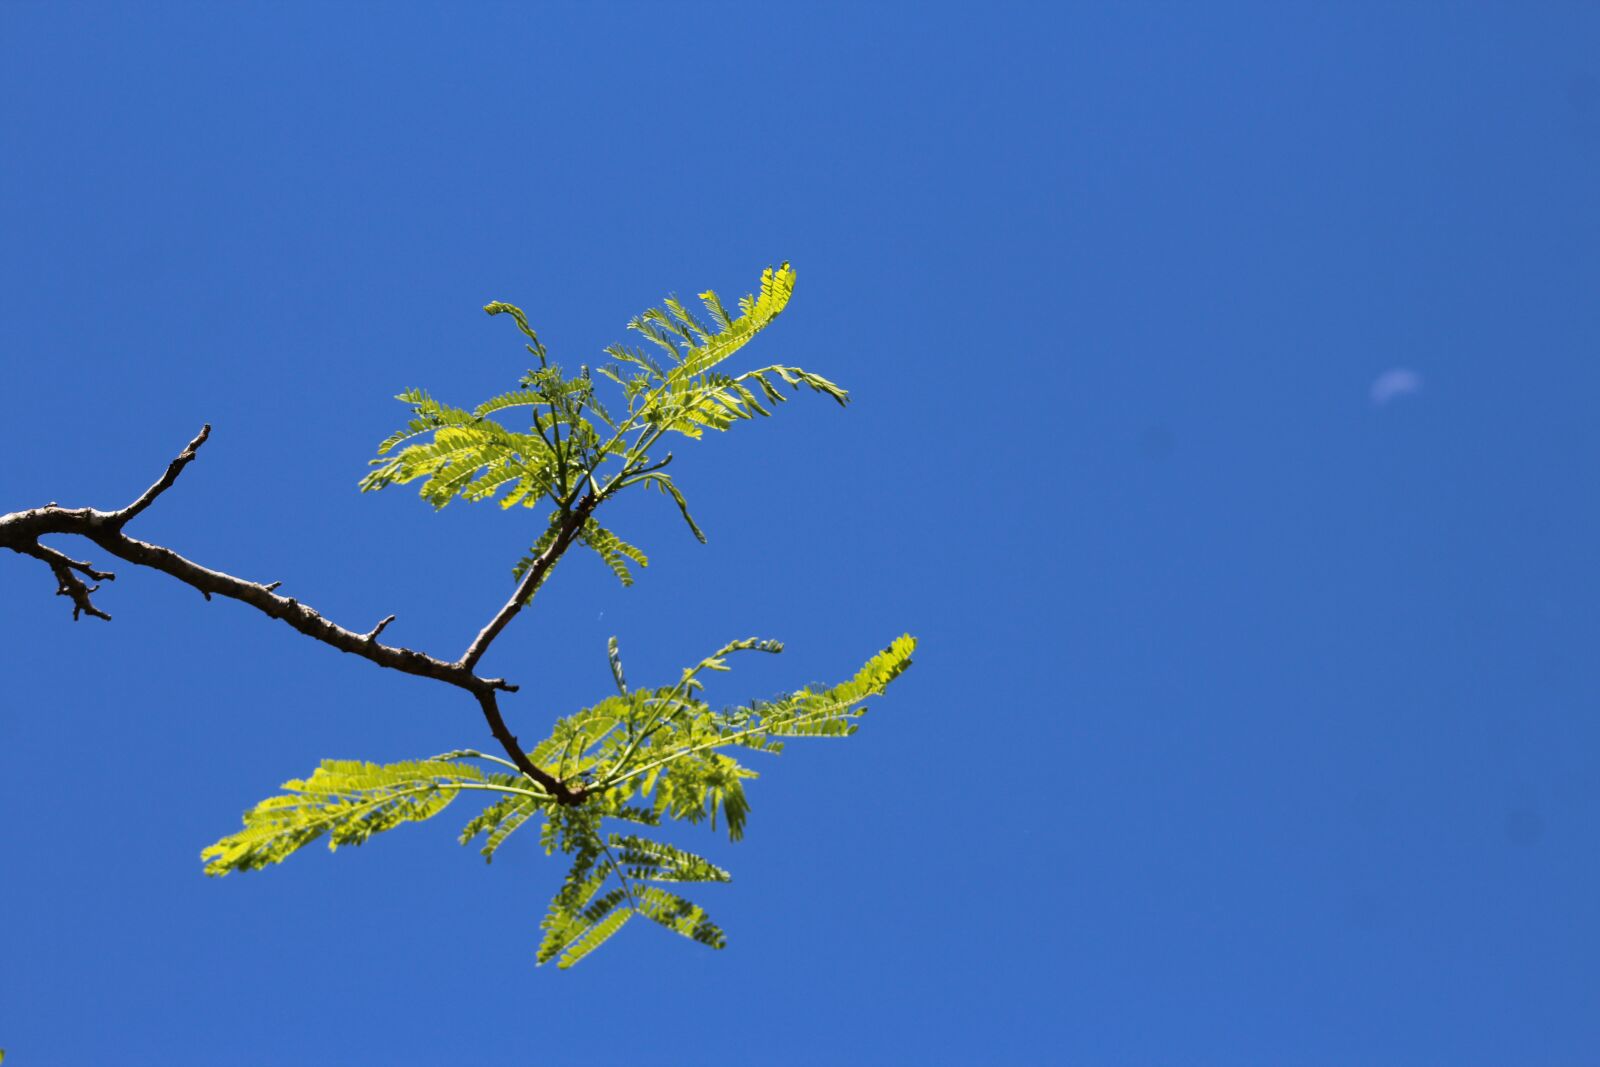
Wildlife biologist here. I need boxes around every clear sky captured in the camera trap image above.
[3,3,1599,1064]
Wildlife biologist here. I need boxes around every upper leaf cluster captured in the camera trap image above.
[361,264,844,585]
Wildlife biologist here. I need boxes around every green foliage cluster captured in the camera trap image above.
[203,265,914,967]
[206,637,914,967]
[359,264,843,580]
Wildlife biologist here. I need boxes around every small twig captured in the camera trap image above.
[629,452,674,478]
[111,424,211,528]
[13,542,116,621]
[263,581,282,593]
[364,614,397,641]
[49,562,110,621]
[54,575,110,620]
[40,544,114,583]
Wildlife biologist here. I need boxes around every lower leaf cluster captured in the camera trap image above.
[202,635,915,968]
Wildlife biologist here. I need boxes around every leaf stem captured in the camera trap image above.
[598,696,862,793]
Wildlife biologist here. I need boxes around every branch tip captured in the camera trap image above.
[113,423,213,527]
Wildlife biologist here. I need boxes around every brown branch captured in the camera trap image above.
[85,527,504,685]
[0,425,590,805]
[475,689,582,801]
[14,541,116,620]
[458,493,600,671]
[112,424,211,528]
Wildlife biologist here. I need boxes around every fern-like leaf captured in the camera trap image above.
[633,886,727,949]
[202,759,488,875]
[458,790,547,862]
[534,818,731,967]
[537,852,613,965]
[578,519,648,586]
[639,472,706,543]
[650,751,756,841]
[732,634,917,743]
[627,263,794,381]
[483,300,548,362]
[557,902,634,968]
[610,834,730,884]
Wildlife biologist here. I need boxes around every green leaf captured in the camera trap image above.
[458,791,546,862]
[634,886,727,949]
[651,752,755,841]
[607,636,628,696]
[202,759,490,875]
[557,903,633,968]
[627,263,794,380]
[642,473,706,543]
[734,634,917,742]
[483,300,547,361]
[578,519,648,586]
[610,834,730,884]
[362,414,558,510]
[537,859,615,965]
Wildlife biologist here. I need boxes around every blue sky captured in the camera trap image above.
[3,3,1598,1064]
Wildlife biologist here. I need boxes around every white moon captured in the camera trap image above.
[1370,368,1422,406]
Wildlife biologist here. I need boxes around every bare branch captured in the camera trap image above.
[21,541,115,583]
[14,541,116,621]
[82,526,485,690]
[364,614,397,641]
[111,424,212,528]
[2,425,598,804]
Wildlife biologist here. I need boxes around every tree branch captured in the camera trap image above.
[458,492,600,671]
[13,540,117,620]
[0,425,588,805]
[475,689,582,802]
[112,424,211,528]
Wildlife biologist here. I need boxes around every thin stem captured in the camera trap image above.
[597,834,641,916]
[584,360,690,490]
[546,396,568,500]
[530,407,559,462]
[600,693,701,789]
[451,781,552,803]
[599,698,860,793]
[430,749,528,775]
